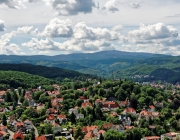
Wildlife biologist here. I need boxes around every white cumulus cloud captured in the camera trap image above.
[42,18,73,38]
[102,0,119,12]
[128,23,178,43]
[73,22,121,40]
[112,24,123,31]
[22,37,115,53]
[43,0,96,16]
[0,20,5,31]
[0,26,35,54]
[0,0,26,9]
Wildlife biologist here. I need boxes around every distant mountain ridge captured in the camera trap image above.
[0,50,167,62]
[1,50,180,83]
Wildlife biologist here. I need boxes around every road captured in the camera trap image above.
[8,129,14,140]
[33,124,39,137]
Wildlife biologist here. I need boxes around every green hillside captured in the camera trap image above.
[0,63,95,81]
[0,70,57,89]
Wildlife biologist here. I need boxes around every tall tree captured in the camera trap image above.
[2,114,7,126]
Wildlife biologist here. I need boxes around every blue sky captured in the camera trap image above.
[0,0,180,56]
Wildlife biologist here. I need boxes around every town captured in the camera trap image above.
[0,78,179,140]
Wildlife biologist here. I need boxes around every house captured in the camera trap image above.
[153,101,164,108]
[0,126,7,132]
[24,91,32,100]
[119,100,130,107]
[14,122,25,132]
[75,113,84,119]
[161,132,180,140]
[77,88,88,92]
[8,115,16,125]
[79,96,89,103]
[123,107,136,115]
[102,123,113,130]
[46,108,58,114]
[97,130,106,139]
[51,98,63,103]
[110,112,119,117]
[141,136,160,140]
[119,114,131,126]
[84,131,95,140]
[27,99,35,107]
[36,103,45,111]
[0,91,6,98]
[81,102,92,108]
[139,110,152,121]
[68,108,78,114]
[35,135,47,140]
[82,126,98,134]
[95,99,104,106]
[57,114,67,124]
[24,119,33,132]
[111,125,125,133]
[0,99,4,103]
[0,131,7,140]
[0,108,4,113]
[125,126,134,130]
[45,115,55,123]
[148,105,155,112]
[50,90,60,97]
[103,101,119,110]
[13,131,24,140]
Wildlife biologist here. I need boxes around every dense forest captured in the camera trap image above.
[0,71,58,89]
[0,63,96,81]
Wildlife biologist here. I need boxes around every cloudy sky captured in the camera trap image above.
[0,0,180,56]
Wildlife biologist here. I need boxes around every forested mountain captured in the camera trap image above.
[1,50,180,83]
[0,64,95,81]
[0,71,57,89]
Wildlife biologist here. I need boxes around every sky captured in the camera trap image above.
[0,0,180,56]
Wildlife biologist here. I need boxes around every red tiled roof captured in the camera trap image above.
[84,131,94,140]
[110,112,118,117]
[125,126,134,130]
[82,126,98,133]
[47,108,58,114]
[95,99,103,103]
[123,107,136,113]
[164,132,177,137]
[152,112,160,117]
[0,91,6,96]
[13,131,24,140]
[98,130,106,135]
[35,135,47,140]
[58,114,66,119]
[102,123,113,129]
[0,131,6,137]
[143,136,160,140]
[103,101,119,108]
[24,119,31,123]
[51,90,59,95]
[140,110,151,116]
[120,100,129,105]
[81,102,92,108]
[46,115,55,120]
[0,126,7,131]
[149,105,155,109]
